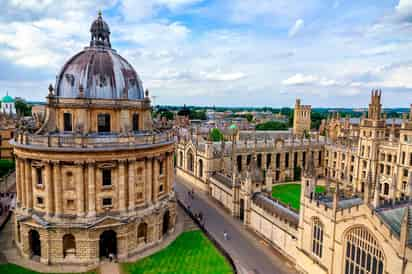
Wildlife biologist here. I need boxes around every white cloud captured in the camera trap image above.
[288,19,304,37]
[282,74,318,85]
[201,71,246,81]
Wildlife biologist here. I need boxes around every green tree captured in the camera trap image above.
[14,99,32,116]
[209,128,224,141]
[244,113,253,122]
[256,121,288,131]
[159,110,174,120]
[189,110,207,120]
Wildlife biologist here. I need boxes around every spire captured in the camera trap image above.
[364,168,372,204]
[400,206,410,255]
[373,177,380,208]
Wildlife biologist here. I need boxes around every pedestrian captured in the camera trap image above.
[223,231,228,240]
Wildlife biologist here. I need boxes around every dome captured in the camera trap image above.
[55,12,144,100]
[2,94,14,103]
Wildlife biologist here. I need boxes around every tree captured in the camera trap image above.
[15,99,32,116]
[159,110,174,120]
[255,121,288,131]
[244,113,253,122]
[209,128,224,142]
[189,110,207,120]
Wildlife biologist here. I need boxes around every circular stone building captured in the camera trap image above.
[12,12,176,265]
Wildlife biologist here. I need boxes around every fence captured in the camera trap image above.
[177,199,238,274]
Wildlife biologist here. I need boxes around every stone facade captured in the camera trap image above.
[11,13,176,265]
[176,91,412,274]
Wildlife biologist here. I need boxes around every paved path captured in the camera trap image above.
[100,262,121,274]
[175,176,297,274]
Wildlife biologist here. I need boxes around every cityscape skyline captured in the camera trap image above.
[1,1,412,107]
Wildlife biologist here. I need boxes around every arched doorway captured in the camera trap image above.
[29,230,41,257]
[187,150,194,172]
[99,230,117,259]
[162,211,170,235]
[63,234,76,258]
[137,223,148,244]
[239,199,245,221]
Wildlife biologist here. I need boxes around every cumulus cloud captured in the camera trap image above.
[395,0,412,21]
[282,74,339,87]
[288,19,304,37]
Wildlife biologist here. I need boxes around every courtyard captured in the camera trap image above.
[122,230,233,274]
[272,183,325,211]
[0,264,96,274]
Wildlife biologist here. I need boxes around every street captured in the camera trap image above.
[174,176,297,274]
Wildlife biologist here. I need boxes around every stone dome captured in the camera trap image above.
[55,13,144,100]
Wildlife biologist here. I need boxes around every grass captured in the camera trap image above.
[272,183,325,211]
[0,264,96,274]
[0,159,15,177]
[122,230,233,274]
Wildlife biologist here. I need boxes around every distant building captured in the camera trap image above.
[1,94,16,115]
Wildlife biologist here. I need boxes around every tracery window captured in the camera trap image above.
[312,218,323,258]
[344,227,384,274]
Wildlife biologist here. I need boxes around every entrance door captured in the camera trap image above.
[239,199,245,221]
[162,211,170,235]
[99,230,117,258]
[29,230,41,257]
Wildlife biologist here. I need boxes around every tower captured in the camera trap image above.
[356,90,385,194]
[293,98,311,137]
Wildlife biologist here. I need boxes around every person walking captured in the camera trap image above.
[223,230,228,240]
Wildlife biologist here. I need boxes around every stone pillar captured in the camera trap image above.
[16,158,21,205]
[153,158,159,203]
[87,161,96,217]
[25,159,33,209]
[44,161,54,215]
[166,153,172,194]
[128,159,136,211]
[146,157,153,205]
[75,161,85,217]
[52,161,63,216]
[118,160,127,212]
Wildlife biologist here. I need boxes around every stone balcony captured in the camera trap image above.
[12,130,174,152]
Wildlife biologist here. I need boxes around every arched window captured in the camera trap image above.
[132,113,139,131]
[63,112,72,132]
[344,227,384,274]
[312,218,323,258]
[237,155,242,172]
[198,159,203,177]
[63,234,76,258]
[187,150,194,172]
[179,151,183,167]
[98,113,111,133]
[138,222,148,243]
[383,183,389,195]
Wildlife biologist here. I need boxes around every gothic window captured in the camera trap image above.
[312,218,323,258]
[64,112,72,132]
[97,113,111,133]
[383,184,389,195]
[344,227,384,274]
[285,152,289,168]
[276,153,281,169]
[179,152,183,167]
[257,154,262,168]
[247,155,252,166]
[138,223,148,243]
[266,154,271,169]
[198,159,203,177]
[187,150,194,172]
[237,155,242,172]
[132,113,139,131]
[102,169,112,186]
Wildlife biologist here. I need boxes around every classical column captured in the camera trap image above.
[118,160,127,212]
[52,161,62,216]
[75,161,85,217]
[153,157,159,203]
[25,159,33,209]
[87,161,96,217]
[15,158,22,206]
[128,159,136,211]
[146,157,153,205]
[44,161,54,215]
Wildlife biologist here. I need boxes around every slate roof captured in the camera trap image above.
[252,193,299,226]
[377,205,412,246]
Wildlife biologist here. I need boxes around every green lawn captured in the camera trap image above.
[272,183,325,211]
[0,159,15,177]
[122,230,233,274]
[0,264,96,274]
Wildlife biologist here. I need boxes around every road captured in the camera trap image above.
[174,176,297,274]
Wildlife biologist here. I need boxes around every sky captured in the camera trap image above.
[1,0,412,107]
